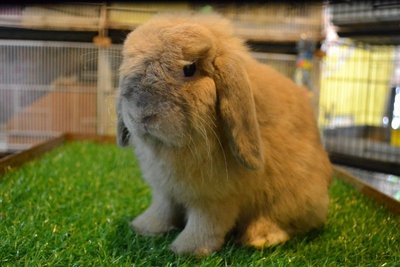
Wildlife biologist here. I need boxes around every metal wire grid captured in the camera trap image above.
[319,41,400,166]
[0,40,122,151]
[330,0,400,25]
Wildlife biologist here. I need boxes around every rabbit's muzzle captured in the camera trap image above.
[119,77,187,147]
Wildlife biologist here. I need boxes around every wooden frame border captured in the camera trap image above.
[1,133,399,215]
[329,152,400,177]
[334,167,400,215]
[0,133,115,176]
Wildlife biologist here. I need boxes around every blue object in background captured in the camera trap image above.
[295,38,316,91]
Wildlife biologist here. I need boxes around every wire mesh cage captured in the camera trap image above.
[328,0,400,44]
[0,40,122,151]
[319,40,400,174]
[330,1,400,26]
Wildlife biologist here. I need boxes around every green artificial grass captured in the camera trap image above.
[0,141,399,266]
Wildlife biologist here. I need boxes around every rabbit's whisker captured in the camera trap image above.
[187,133,205,183]
[201,113,229,181]
[184,108,229,181]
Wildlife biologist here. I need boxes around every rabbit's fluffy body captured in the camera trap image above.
[117,14,332,256]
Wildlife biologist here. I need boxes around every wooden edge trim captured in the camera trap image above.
[64,133,116,144]
[0,133,117,177]
[329,152,400,177]
[0,134,66,176]
[333,166,400,215]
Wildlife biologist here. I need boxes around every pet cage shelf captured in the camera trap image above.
[0,3,324,43]
[325,137,400,162]
[325,136,400,175]
[0,3,190,32]
[329,1,400,44]
[212,3,324,42]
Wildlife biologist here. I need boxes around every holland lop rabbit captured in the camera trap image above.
[116,14,332,256]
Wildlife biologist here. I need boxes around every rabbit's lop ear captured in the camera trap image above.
[116,97,130,147]
[214,55,264,170]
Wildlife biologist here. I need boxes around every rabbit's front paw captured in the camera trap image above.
[130,211,175,236]
[170,231,223,256]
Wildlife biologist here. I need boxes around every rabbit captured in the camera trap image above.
[116,13,332,256]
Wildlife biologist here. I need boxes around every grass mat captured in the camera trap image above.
[1,141,399,266]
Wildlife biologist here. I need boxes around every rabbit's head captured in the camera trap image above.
[117,14,263,170]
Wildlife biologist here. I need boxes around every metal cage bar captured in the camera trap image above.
[319,40,400,174]
[0,40,122,151]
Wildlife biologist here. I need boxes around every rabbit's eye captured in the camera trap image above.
[183,62,196,77]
